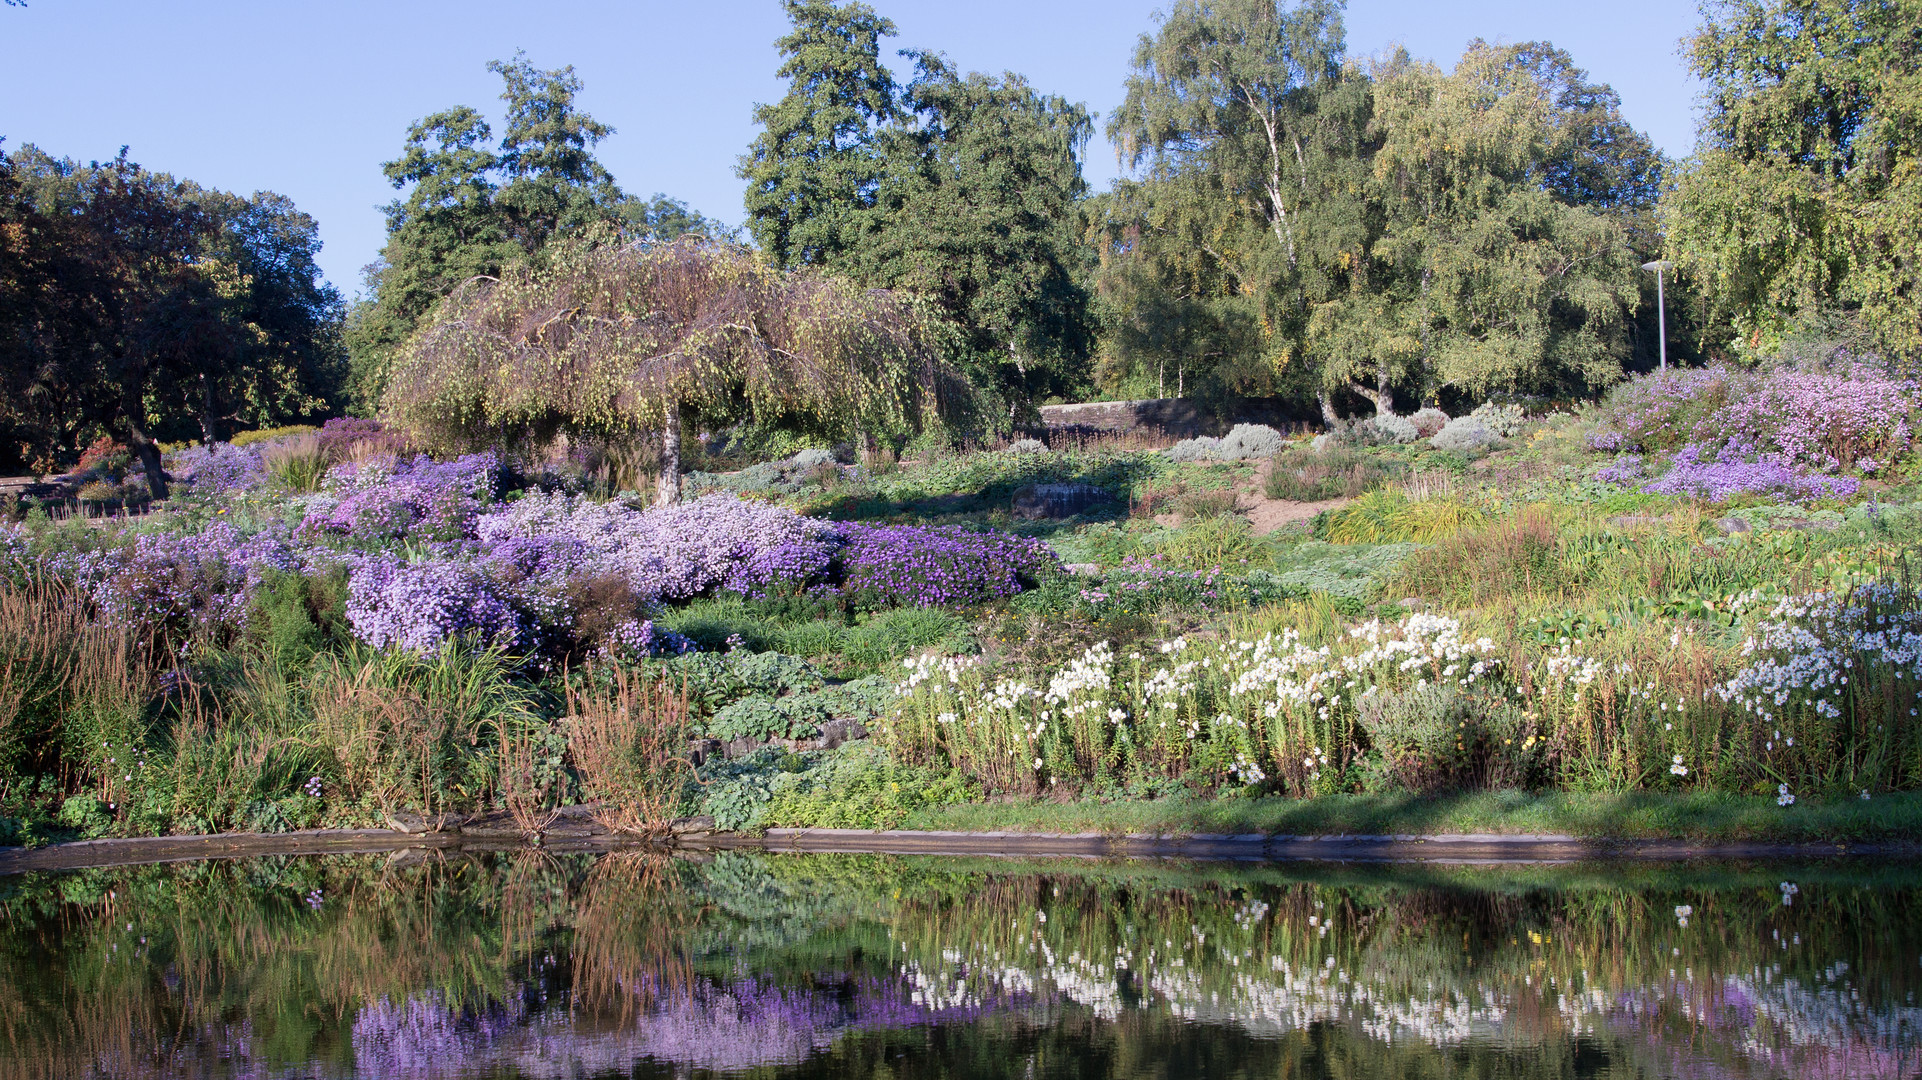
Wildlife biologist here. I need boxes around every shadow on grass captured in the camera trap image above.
[907,789,1922,843]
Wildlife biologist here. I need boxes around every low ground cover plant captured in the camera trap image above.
[3,359,1921,845]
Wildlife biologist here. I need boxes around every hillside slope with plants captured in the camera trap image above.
[2,356,1921,848]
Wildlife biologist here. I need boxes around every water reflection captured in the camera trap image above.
[0,849,1918,1078]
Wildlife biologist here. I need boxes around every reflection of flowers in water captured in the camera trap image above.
[339,975,1027,1078]
[352,992,525,1078]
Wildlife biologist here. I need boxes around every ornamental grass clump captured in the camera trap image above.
[564,666,695,835]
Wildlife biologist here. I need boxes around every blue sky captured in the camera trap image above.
[2,1,1704,297]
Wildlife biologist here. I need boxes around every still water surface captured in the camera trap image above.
[0,850,1918,1078]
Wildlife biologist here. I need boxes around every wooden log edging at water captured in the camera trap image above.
[4,824,1920,874]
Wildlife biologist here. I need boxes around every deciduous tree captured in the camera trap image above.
[384,237,955,504]
[1665,0,1922,358]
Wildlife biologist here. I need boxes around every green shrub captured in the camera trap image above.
[695,744,976,832]
[1356,684,1540,793]
[247,567,349,668]
[230,425,319,449]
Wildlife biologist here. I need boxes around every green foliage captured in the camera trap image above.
[696,743,976,831]
[1666,0,1922,357]
[706,676,893,742]
[739,0,901,270]
[245,568,349,669]
[1356,684,1539,793]
[740,4,1096,413]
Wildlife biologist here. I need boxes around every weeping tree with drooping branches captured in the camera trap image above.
[384,234,962,504]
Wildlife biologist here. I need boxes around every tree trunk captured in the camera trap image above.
[1348,381,1393,417]
[655,405,682,507]
[1376,365,1396,417]
[124,388,169,501]
[1318,390,1339,429]
[197,373,219,446]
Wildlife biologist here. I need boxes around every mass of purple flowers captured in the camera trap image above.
[42,521,297,649]
[345,554,525,653]
[838,523,1060,609]
[1591,363,1914,502]
[170,443,265,496]
[9,442,1062,659]
[1639,444,1860,502]
[299,453,503,550]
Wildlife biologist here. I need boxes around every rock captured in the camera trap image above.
[687,737,723,766]
[1715,516,1752,534]
[818,718,870,750]
[1012,482,1113,520]
[724,736,766,760]
[384,810,458,835]
[670,815,715,837]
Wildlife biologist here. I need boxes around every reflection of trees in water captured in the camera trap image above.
[1,854,1921,1078]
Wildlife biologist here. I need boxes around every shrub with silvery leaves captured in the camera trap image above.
[1166,436,1225,462]
[1360,413,1418,444]
[1220,423,1285,459]
[1431,417,1501,452]
[1408,408,1450,438]
[1469,402,1528,438]
[789,447,836,469]
[1007,438,1046,454]
[1168,424,1286,461]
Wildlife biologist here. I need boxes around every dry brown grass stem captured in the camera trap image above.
[565,667,694,835]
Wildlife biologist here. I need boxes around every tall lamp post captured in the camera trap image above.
[1642,259,1674,372]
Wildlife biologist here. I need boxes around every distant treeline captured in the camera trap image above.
[3,0,1915,472]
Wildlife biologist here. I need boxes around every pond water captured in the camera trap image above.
[1,850,1919,1079]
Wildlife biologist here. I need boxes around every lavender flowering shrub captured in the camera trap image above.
[168,442,264,496]
[1640,445,1861,503]
[299,453,502,550]
[1597,364,1919,472]
[838,523,1060,609]
[475,492,840,604]
[46,521,297,649]
[345,555,524,653]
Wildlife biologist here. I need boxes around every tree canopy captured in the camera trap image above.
[347,56,732,413]
[1096,2,1662,417]
[739,2,1100,420]
[384,236,956,504]
[1664,0,1922,358]
[0,146,343,485]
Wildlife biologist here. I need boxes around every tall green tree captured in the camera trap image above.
[1310,42,1650,409]
[490,53,626,253]
[347,56,645,412]
[740,2,1099,418]
[1,146,344,482]
[850,54,1097,412]
[1665,0,1922,358]
[1101,0,1367,415]
[739,0,900,270]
